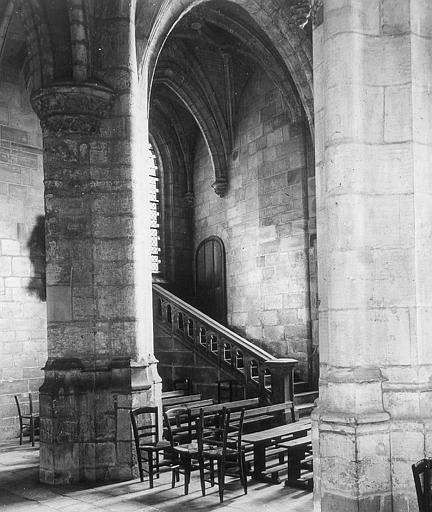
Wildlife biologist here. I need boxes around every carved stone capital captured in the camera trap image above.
[212,178,228,197]
[288,0,312,29]
[31,83,114,136]
[310,0,323,27]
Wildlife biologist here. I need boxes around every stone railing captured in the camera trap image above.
[153,284,298,409]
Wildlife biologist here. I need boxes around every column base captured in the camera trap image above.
[312,406,392,512]
[39,356,162,484]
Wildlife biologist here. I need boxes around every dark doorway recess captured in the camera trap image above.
[195,236,227,325]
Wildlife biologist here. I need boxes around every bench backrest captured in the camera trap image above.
[162,393,202,408]
[189,397,259,418]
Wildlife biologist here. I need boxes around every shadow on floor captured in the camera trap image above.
[0,441,313,512]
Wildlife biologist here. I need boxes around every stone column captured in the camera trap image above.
[31,82,161,484]
[313,1,432,511]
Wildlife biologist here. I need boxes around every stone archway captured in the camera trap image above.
[140,0,313,138]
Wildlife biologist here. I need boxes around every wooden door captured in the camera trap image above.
[195,236,226,324]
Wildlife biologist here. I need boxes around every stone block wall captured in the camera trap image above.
[0,69,46,439]
[193,69,315,379]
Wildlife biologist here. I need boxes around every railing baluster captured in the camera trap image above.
[223,343,232,365]
[199,327,206,347]
[235,350,244,372]
[210,334,218,354]
[157,298,162,318]
[264,368,272,391]
[187,318,194,338]
[177,312,184,331]
[250,360,259,383]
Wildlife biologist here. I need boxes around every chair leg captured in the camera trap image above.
[148,452,154,489]
[19,421,23,445]
[155,450,160,480]
[199,457,206,497]
[240,454,247,495]
[209,459,215,486]
[218,461,225,503]
[30,418,34,447]
[137,451,144,482]
[184,466,190,495]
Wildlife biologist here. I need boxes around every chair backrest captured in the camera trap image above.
[412,458,432,512]
[163,406,193,447]
[14,394,37,418]
[14,395,22,419]
[196,407,245,458]
[130,406,160,449]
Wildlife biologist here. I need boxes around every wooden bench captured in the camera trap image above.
[162,393,203,409]
[189,397,260,419]
[242,418,311,482]
[190,400,295,474]
[232,401,294,433]
[163,398,214,413]
[162,390,185,399]
[277,433,313,489]
[178,398,261,438]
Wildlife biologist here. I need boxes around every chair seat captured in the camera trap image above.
[203,446,238,459]
[174,441,200,456]
[139,440,171,451]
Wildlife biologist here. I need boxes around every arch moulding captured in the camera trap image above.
[140,0,314,138]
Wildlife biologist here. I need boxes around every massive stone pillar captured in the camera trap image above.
[313,1,432,510]
[31,80,160,483]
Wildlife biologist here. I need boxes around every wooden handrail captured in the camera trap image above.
[153,283,276,362]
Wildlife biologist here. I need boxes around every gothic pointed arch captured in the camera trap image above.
[154,63,229,196]
[140,0,313,136]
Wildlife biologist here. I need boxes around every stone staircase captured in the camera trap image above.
[153,283,317,418]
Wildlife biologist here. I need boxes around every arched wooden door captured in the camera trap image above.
[195,236,227,325]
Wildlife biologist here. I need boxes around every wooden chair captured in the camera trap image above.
[14,394,39,446]
[412,458,432,512]
[197,407,247,503]
[163,406,204,496]
[130,406,171,488]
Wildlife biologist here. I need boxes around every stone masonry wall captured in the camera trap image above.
[193,69,315,378]
[0,66,46,439]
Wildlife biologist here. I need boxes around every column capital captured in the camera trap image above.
[30,82,114,135]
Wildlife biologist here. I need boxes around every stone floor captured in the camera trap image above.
[0,441,313,511]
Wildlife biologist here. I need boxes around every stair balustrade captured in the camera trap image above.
[153,283,298,413]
